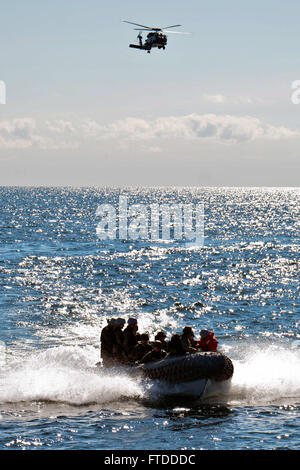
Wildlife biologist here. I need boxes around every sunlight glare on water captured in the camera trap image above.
[0,187,299,450]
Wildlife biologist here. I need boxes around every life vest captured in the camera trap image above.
[196,332,218,352]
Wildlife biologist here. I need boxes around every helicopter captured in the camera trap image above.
[123,20,189,53]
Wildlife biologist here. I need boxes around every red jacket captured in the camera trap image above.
[196,332,218,352]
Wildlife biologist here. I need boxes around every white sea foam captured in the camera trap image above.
[205,343,300,405]
[1,342,300,407]
[0,346,144,405]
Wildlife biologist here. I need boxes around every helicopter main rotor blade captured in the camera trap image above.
[123,20,153,29]
[162,24,182,29]
[164,30,191,34]
[134,28,155,31]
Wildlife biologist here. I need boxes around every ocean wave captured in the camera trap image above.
[1,342,300,407]
[0,346,144,406]
[205,342,300,405]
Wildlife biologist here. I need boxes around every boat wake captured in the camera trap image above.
[204,342,300,405]
[1,342,300,407]
[0,346,144,406]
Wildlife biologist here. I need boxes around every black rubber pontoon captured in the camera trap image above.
[140,352,234,384]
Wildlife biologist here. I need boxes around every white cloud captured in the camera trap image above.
[0,118,37,148]
[46,120,76,134]
[84,113,300,144]
[202,93,254,105]
[0,113,299,152]
[80,119,102,137]
[0,118,77,150]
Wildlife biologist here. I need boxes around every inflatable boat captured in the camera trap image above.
[136,351,234,399]
[97,352,233,399]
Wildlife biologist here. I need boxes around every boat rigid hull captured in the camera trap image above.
[154,377,208,399]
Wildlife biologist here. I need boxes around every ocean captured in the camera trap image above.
[0,186,299,451]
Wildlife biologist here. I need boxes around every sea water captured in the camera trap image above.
[0,187,299,450]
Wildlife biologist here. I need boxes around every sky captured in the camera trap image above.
[0,0,300,186]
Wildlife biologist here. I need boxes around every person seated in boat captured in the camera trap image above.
[154,330,169,352]
[100,318,117,367]
[180,326,198,354]
[134,333,153,362]
[123,317,140,363]
[196,329,218,352]
[166,333,187,358]
[112,318,126,365]
[139,340,167,364]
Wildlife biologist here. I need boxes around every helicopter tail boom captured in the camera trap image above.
[129,44,143,49]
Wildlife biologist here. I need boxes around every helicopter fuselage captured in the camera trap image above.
[130,32,167,52]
